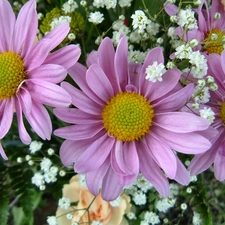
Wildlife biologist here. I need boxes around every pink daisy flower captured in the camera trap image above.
[189,51,225,181]
[0,0,81,159]
[165,0,225,54]
[54,36,212,201]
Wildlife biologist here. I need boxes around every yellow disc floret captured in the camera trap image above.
[102,92,154,142]
[204,28,225,54]
[0,51,26,100]
[220,102,225,124]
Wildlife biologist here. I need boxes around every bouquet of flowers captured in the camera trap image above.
[1,0,225,224]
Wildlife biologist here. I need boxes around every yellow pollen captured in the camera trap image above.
[204,28,225,54]
[102,92,154,142]
[220,102,225,124]
[0,51,26,100]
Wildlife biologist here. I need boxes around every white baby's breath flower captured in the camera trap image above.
[119,0,133,7]
[88,11,104,24]
[199,107,215,124]
[133,191,146,205]
[47,216,58,225]
[29,140,43,154]
[144,211,160,224]
[110,196,121,207]
[40,157,52,172]
[62,0,78,13]
[58,197,71,210]
[145,61,167,82]
[131,10,149,32]
[104,0,117,9]
[50,16,71,30]
[178,8,198,30]
[193,211,202,225]
[32,172,44,187]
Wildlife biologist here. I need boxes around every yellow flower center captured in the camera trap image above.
[204,28,225,54]
[102,92,154,142]
[220,102,225,124]
[0,51,26,100]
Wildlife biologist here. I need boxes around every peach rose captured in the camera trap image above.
[56,175,131,225]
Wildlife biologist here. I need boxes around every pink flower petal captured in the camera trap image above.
[74,134,115,173]
[0,98,14,139]
[111,141,130,175]
[54,123,103,140]
[13,0,37,55]
[68,63,104,105]
[25,38,52,71]
[189,132,225,175]
[214,143,225,181]
[154,112,209,133]
[53,108,101,124]
[145,133,177,179]
[118,141,139,185]
[18,87,32,114]
[102,166,124,201]
[152,126,212,154]
[174,155,190,185]
[144,68,180,102]
[0,142,8,160]
[86,157,110,196]
[26,79,71,107]
[86,64,114,102]
[44,45,81,69]
[164,2,178,16]
[98,37,120,93]
[59,140,87,167]
[23,101,52,140]
[28,64,67,83]
[61,82,102,115]
[137,140,170,197]
[153,83,194,111]
[15,95,31,145]
[0,0,15,51]
[44,23,70,51]
[115,36,129,91]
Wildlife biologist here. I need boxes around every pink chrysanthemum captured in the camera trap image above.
[189,51,225,181]
[54,36,212,200]
[165,0,225,54]
[0,0,81,159]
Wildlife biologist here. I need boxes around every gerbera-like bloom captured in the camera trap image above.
[165,0,225,54]
[189,51,225,181]
[54,36,212,200]
[0,0,81,159]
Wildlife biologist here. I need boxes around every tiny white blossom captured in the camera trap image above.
[110,196,121,207]
[39,184,46,191]
[62,0,78,13]
[40,157,52,172]
[144,211,160,224]
[66,213,73,220]
[50,166,59,175]
[32,172,44,187]
[178,8,198,30]
[119,0,133,7]
[126,212,137,220]
[186,187,192,193]
[47,148,55,156]
[28,160,34,166]
[47,216,58,225]
[146,21,160,36]
[156,198,176,213]
[17,157,23,163]
[131,10,149,32]
[200,107,215,124]
[88,11,104,24]
[79,174,87,187]
[44,171,57,183]
[133,191,146,205]
[29,141,43,154]
[193,212,202,225]
[68,33,76,41]
[93,0,104,8]
[175,44,192,59]
[59,170,66,177]
[25,155,31,161]
[58,197,71,210]
[145,61,167,82]
[193,86,210,103]
[80,0,87,7]
[104,0,117,9]
[181,203,188,210]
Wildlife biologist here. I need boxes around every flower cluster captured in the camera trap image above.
[1,0,225,225]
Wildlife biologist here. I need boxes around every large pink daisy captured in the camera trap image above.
[54,36,212,200]
[0,0,80,159]
[189,51,225,181]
